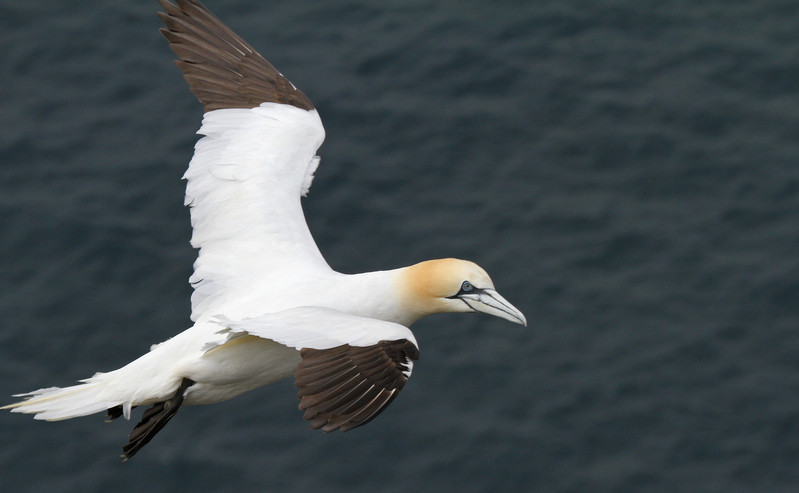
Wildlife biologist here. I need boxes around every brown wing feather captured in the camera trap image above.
[295,340,420,432]
[158,0,314,111]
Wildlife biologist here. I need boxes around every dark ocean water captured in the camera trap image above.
[1,1,798,491]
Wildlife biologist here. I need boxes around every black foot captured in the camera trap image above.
[106,404,139,422]
[106,405,124,421]
[121,378,195,461]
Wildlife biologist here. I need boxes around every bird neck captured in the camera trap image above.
[334,266,435,327]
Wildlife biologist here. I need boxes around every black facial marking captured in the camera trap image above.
[447,280,483,299]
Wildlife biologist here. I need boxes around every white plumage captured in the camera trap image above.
[186,104,328,320]
[3,0,526,459]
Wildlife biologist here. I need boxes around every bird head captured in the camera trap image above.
[400,258,527,326]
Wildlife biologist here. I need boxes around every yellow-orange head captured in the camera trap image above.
[397,258,526,326]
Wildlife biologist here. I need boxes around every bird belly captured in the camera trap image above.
[181,335,301,405]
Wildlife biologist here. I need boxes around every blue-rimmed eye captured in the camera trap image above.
[460,281,474,292]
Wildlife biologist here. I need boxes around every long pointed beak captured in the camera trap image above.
[460,288,527,327]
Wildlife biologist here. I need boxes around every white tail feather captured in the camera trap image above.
[2,326,201,423]
[2,380,122,421]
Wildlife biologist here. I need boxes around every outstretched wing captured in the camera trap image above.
[209,307,420,432]
[159,0,329,320]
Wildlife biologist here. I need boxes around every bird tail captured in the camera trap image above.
[1,376,123,421]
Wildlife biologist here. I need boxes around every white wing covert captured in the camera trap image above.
[159,0,329,320]
[208,307,418,351]
[186,105,326,318]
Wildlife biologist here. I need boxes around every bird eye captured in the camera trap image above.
[460,281,474,292]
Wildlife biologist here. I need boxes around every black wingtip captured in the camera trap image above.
[157,0,314,112]
[295,340,419,432]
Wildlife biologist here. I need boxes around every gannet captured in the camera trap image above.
[3,0,526,460]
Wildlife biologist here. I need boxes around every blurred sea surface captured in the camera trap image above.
[1,1,798,492]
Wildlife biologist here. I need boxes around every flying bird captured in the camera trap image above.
[3,0,526,460]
